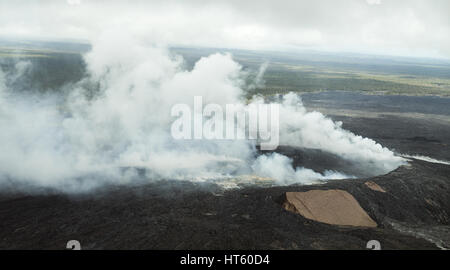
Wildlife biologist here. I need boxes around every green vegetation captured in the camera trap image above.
[174,47,450,97]
[2,40,450,97]
[0,46,86,92]
[250,63,450,97]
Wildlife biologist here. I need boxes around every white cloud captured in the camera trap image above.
[0,0,449,58]
[67,0,81,6]
[366,0,381,5]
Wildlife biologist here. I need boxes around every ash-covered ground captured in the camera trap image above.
[0,92,449,250]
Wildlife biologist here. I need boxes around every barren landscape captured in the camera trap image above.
[1,92,449,250]
[1,1,450,252]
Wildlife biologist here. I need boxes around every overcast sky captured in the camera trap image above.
[1,0,449,58]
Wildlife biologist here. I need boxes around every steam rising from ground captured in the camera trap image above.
[252,153,354,185]
[277,93,405,174]
[0,33,405,192]
[401,155,450,165]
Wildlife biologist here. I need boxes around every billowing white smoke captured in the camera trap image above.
[0,32,404,192]
[252,153,353,185]
[0,32,256,191]
[278,93,405,175]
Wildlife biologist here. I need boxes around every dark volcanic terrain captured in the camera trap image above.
[0,92,449,250]
[0,159,449,250]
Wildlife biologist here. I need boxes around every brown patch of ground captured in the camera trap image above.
[282,190,377,227]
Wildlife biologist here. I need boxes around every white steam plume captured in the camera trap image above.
[252,153,354,185]
[277,93,405,175]
[0,32,405,192]
[401,155,450,165]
